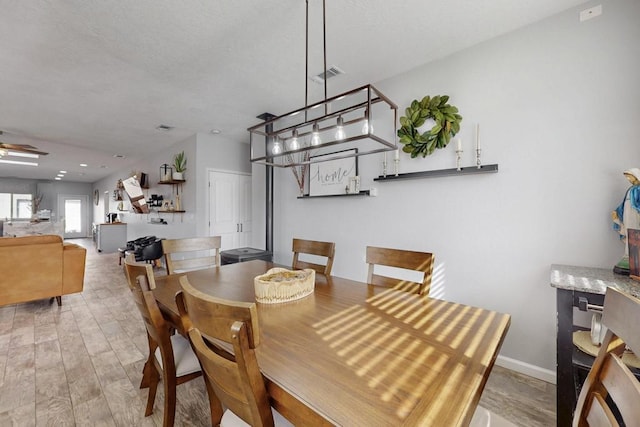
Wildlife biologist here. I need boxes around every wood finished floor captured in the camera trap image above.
[0,238,556,426]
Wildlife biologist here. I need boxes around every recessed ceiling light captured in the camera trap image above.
[113,154,125,158]
[54,177,61,180]
[210,129,221,134]
[59,170,67,174]
[0,159,38,166]
[156,124,174,131]
[57,174,64,177]
[80,163,88,167]
[100,165,108,168]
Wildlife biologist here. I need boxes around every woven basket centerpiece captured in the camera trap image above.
[254,268,315,304]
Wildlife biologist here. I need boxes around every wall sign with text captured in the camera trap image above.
[309,149,358,196]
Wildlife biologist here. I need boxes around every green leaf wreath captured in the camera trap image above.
[397,95,463,158]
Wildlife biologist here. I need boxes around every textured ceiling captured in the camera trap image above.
[0,0,589,183]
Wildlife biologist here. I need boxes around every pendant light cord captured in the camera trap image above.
[323,0,327,113]
[305,0,309,116]
[304,0,328,117]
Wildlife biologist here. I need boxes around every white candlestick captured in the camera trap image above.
[394,148,399,160]
[456,138,462,151]
[475,124,480,150]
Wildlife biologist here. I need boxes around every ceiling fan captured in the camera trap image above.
[0,130,49,157]
[0,142,49,157]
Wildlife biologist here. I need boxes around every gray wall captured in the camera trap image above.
[0,178,92,225]
[194,133,252,237]
[93,134,198,240]
[92,132,251,241]
[259,0,640,378]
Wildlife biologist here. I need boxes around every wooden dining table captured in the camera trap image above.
[153,260,511,426]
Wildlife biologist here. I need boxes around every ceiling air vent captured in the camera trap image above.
[156,124,174,131]
[310,66,345,84]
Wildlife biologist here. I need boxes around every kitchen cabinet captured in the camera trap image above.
[94,222,127,253]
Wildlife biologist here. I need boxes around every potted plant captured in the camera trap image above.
[172,151,186,180]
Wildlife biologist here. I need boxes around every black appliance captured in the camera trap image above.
[220,247,272,265]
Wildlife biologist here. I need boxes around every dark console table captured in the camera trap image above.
[550,264,640,426]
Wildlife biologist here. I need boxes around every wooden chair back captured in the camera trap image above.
[124,255,202,424]
[124,253,156,290]
[125,260,168,359]
[292,238,335,275]
[162,236,221,275]
[573,288,640,427]
[366,246,434,295]
[176,276,274,426]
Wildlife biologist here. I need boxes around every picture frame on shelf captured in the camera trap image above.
[309,149,358,196]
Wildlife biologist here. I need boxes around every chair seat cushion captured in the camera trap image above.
[154,334,201,377]
[220,408,293,427]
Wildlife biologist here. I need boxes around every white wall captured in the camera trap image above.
[259,0,640,375]
[92,132,252,241]
[195,133,252,237]
[0,178,92,229]
[93,135,198,240]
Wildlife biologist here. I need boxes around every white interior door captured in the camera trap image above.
[58,195,89,239]
[208,171,252,250]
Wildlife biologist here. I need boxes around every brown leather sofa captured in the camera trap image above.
[0,234,86,306]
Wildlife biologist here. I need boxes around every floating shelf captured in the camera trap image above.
[157,210,185,213]
[158,179,185,185]
[297,190,370,199]
[374,164,498,182]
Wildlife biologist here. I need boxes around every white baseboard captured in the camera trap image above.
[495,355,556,384]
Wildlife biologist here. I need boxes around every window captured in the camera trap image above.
[0,193,33,220]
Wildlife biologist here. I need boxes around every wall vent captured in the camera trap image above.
[310,66,345,84]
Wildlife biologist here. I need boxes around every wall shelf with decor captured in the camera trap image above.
[297,190,370,199]
[374,164,498,182]
[157,180,185,197]
[156,179,185,212]
[158,179,186,185]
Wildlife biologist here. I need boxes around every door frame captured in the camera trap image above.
[57,194,90,238]
[207,169,252,249]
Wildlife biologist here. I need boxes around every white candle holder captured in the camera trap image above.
[476,148,482,169]
[456,149,463,171]
[382,152,388,178]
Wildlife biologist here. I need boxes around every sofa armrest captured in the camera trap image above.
[63,243,86,295]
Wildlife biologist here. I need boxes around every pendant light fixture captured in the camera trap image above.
[248,0,397,167]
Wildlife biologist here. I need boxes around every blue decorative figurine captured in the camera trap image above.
[612,168,640,274]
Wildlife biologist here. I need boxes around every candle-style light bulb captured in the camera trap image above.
[289,130,300,151]
[335,116,346,140]
[272,139,283,155]
[311,123,321,146]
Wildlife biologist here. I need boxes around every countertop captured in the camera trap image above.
[550,264,640,298]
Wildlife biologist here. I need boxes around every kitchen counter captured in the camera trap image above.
[550,264,640,297]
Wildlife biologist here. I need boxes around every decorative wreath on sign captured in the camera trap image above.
[397,95,463,158]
